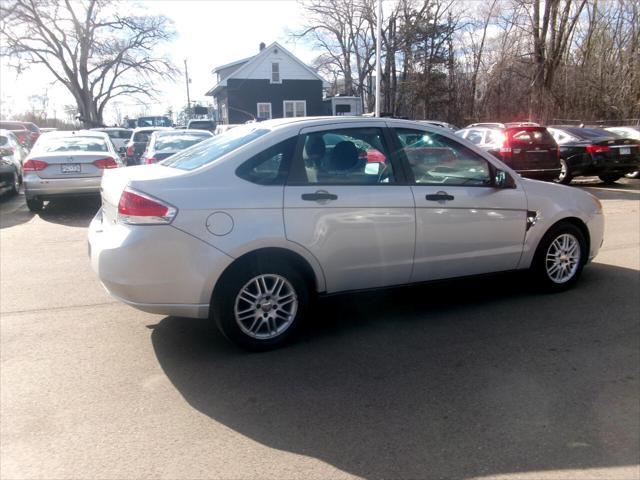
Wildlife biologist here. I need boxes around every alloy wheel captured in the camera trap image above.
[545,233,581,284]
[234,274,298,340]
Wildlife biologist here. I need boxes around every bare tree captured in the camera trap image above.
[0,0,177,127]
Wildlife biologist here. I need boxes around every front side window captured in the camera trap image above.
[236,137,297,185]
[257,102,272,120]
[395,128,491,186]
[294,127,395,185]
[271,63,280,83]
[284,100,306,118]
[161,125,269,171]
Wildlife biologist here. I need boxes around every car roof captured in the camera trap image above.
[154,129,212,136]
[92,127,130,131]
[0,129,18,136]
[132,127,173,133]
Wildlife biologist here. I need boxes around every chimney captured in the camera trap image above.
[259,42,266,52]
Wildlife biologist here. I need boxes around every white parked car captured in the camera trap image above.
[24,130,123,211]
[91,127,132,152]
[89,117,604,350]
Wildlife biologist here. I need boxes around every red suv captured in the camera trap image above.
[456,123,561,181]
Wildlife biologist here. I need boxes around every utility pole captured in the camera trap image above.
[375,0,382,117]
[184,58,191,120]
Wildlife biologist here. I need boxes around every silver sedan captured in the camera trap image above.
[23,130,123,211]
[89,117,604,350]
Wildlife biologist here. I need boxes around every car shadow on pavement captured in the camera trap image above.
[38,196,101,228]
[0,193,34,229]
[151,263,639,479]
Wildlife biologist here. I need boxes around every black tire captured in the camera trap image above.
[9,169,20,195]
[26,196,44,212]
[531,222,587,292]
[598,174,621,184]
[555,159,573,185]
[212,258,310,351]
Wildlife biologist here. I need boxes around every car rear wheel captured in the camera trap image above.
[9,170,20,195]
[212,259,309,350]
[555,159,573,184]
[532,222,586,292]
[598,174,621,184]
[26,196,43,212]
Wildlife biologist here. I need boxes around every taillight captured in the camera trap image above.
[586,144,610,154]
[23,159,48,171]
[117,187,177,225]
[144,157,157,164]
[126,145,134,157]
[93,157,118,169]
[499,133,512,157]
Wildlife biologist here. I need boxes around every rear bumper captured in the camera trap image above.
[517,168,561,180]
[88,210,233,319]
[24,173,101,198]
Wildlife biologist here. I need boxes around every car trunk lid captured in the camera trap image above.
[29,151,117,179]
[506,127,559,171]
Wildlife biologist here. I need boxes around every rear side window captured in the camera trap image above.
[0,136,7,146]
[236,137,297,185]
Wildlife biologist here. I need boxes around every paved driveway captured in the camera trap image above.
[1,180,638,479]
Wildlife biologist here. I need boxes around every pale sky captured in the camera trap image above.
[0,0,316,124]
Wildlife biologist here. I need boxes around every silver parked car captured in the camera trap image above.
[0,129,28,195]
[89,117,604,350]
[24,130,123,211]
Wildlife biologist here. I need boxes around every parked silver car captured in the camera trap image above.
[89,117,604,350]
[24,130,123,211]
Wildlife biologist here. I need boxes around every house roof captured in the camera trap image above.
[205,42,328,96]
[211,56,254,74]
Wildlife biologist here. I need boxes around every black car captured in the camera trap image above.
[124,127,172,166]
[547,127,640,184]
[456,124,561,181]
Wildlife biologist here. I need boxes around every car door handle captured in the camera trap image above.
[425,192,454,201]
[301,191,338,202]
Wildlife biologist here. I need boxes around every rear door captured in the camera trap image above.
[392,127,527,282]
[283,122,416,293]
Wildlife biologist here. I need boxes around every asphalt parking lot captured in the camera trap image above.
[1,179,639,480]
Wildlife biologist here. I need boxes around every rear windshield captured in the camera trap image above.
[33,136,108,153]
[133,131,154,143]
[188,121,214,129]
[162,125,269,171]
[566,128,621,139]
[0,122,26,130]
[0,136,8,146]
[508,128,555,146]
[104,130,130,139]
[155,134,211,151]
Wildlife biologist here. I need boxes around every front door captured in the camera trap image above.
[392,127,527,282]
[284,123,415,293]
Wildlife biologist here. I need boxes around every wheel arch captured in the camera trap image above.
[535,216,591,265]
[211,246,325,302]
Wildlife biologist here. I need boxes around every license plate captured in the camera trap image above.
[61,164,81,173]
[620,147,631,155]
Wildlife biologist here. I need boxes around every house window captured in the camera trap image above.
[284,100,306,118]
[271,63,280,83]
[257,102,272,120]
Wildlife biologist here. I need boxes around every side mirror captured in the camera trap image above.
[494,169,515,188]
[0,147,14,157]
[364,162,383,175]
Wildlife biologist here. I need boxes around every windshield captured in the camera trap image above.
[162,125,270,170]
[34,136,108,153]
[154,134,211,152]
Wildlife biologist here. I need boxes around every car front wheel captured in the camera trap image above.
[532,222,586,292]
[212,259,309,350]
